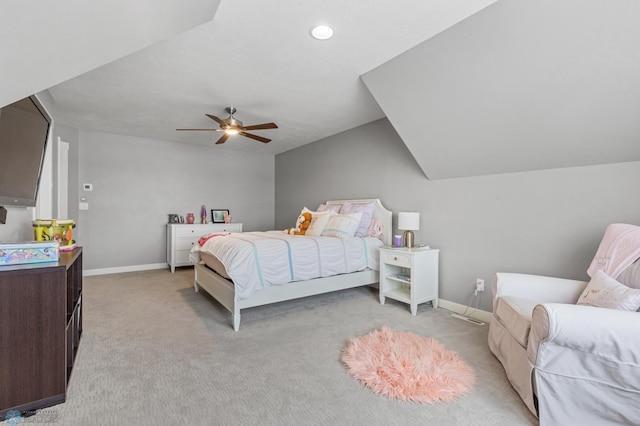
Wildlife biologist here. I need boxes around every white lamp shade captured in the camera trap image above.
[398,212,420,231]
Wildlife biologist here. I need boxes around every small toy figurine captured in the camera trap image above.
[201,205,207,224]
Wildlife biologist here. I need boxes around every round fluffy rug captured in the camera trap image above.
[341,327,475,403]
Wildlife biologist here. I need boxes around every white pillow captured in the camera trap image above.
[577,270,640,311]
[339,201,375,238]
[321,212,362,239]
[301,208,333,236]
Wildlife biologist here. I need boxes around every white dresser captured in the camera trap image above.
[166,223,242,272]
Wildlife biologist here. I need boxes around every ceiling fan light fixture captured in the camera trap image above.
[225,128,239,135]
[310,25,334,40]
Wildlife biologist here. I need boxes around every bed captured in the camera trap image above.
[191,199,392,330]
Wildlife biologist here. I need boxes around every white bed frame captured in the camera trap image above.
[193,199,392,330]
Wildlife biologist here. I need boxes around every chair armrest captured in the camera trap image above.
[530,304,640,363]
[492,273,587,312]
[529,304,640,424]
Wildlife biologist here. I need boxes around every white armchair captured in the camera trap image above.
[489,272,640,425]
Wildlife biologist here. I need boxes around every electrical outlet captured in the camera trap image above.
[476,278,485,292]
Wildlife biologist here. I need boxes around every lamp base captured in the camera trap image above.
[403,230,414,248]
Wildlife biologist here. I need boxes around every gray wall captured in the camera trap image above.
[275,118,640,312]
[78,131,274,270]
[362,0,640,179]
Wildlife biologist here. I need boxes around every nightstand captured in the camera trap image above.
[379,247,439,315]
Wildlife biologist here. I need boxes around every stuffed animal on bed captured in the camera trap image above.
[365,217,384,240]
[285,211,312,235]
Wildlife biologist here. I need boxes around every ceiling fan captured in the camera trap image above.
[176,107,278,145]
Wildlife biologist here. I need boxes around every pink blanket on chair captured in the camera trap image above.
[587,224,640,279]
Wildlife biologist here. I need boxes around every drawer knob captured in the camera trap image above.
[393,256,398,260]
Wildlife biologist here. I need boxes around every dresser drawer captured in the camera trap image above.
[382,252,411,267]
[174,250,192,265]
[175,226,206,238]
[176,237,198,251]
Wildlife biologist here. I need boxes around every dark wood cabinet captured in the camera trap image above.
[0,247,82,418]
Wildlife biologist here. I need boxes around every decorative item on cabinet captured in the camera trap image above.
[168,214,179,224]
[201,205,207,224]
[224,214,232,223]
[211,209,230,223]
[186,213,195,224]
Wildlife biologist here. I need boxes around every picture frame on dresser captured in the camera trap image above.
[211,209,229,223]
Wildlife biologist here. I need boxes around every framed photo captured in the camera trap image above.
[211,209,230,223]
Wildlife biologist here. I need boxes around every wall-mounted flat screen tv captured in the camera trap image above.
[0,95,52,207]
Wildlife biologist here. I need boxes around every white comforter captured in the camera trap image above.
[191,231,382,299]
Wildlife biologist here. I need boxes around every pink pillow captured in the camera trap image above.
[577,270,640,311]
[339,202,375,238]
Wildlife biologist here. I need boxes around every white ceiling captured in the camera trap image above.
[29,0,496,155]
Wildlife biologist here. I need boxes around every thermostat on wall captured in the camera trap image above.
[83,183,93,191]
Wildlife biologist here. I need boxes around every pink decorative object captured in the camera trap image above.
[224,214,232,224]
[342,327,475,403]
[186,213,195,224]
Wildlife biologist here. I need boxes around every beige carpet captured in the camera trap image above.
[11,268,537,425]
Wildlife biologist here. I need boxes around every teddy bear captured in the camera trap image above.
[285,211,312,235]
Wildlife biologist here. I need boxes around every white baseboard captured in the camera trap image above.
[83,263,168,276]
[437,299,493,324]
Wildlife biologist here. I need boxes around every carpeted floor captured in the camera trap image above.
[8,268,538,425]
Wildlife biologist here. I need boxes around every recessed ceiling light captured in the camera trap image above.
[310,25,334,40]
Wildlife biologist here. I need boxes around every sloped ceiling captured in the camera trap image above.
[362,0,640,179]
[0,0,220,108]
[44,0,496,155]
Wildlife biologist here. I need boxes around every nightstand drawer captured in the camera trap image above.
[383,252,411,267]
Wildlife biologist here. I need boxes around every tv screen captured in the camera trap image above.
[0,95,52,207]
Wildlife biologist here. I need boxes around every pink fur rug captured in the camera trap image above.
[341,327,475,403]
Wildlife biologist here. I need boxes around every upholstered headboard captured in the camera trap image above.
[325,199,392,246]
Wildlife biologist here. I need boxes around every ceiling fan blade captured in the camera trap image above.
[215,133,230,145]
[242,122,278,131]
[239,131,271,143]
[176,128,219,131]
[205,114,226,126]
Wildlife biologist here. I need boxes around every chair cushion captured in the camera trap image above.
[494,296,539,348]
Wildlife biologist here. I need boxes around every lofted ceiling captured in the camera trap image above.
[2,0,496,155]
[3,0,638,178]
[0,0,220,109]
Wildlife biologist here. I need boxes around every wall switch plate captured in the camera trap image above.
[79,202,89,210]
[83,183,93,191]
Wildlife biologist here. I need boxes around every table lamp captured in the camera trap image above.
[398,212,420,248]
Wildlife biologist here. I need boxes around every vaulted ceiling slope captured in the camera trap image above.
[0,0,220,108]
[3,0,497,155]
[362,0,640,179]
